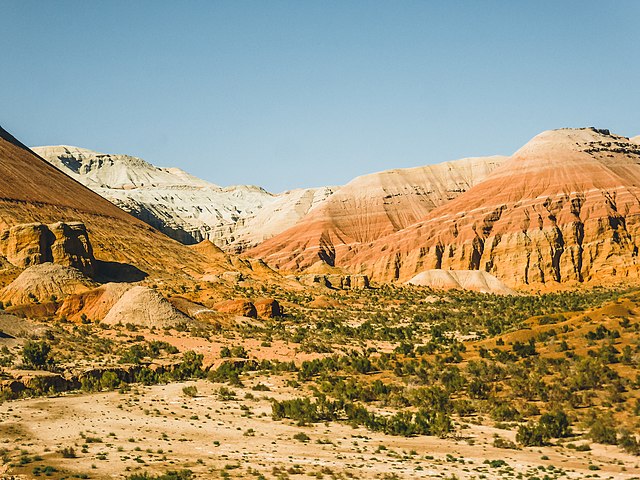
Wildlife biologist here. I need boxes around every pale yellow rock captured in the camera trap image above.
[102,286,190,328]
[406,270,515,295]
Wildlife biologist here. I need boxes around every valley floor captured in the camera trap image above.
[1,379,638,480]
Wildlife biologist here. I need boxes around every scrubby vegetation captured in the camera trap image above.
[1,282,638,479]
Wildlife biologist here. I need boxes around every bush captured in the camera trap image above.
[538,410,571,438]
[516,423,547,447]
[619,432,640,455]
[293,432,310,442]
[100,371,120,390]
[22,341,54,370]
[172,351,204,380]
[125,470,193,480]
[182,385,198,397]
[493,436,517,449]
[60,446,76,458]
[589,417,617,445]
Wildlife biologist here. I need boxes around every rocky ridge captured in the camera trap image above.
[0,126,211,276]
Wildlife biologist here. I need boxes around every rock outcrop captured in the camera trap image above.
[254,298,282,318]
[0,126,209,276]
[292,274,369,289]
[102,286,190,328]
[169,296,222,323]
[0,221,95,275]
[57,283,131,321]
[343,128,640,287]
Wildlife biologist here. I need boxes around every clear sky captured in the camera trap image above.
[3,1,639,192]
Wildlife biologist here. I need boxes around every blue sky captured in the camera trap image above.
[3,1,639,192]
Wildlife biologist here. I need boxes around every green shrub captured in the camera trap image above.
[182,385,198,397]
[22,341,54,370]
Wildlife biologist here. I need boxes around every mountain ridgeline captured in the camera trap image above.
[29,127,640,289]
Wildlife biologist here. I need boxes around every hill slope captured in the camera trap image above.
[33,145,276,245]
[344,128,640,286]
[248,156,506,270]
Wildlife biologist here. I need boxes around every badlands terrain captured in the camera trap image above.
[0,125,639,479]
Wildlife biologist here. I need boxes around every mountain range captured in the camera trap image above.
[22,127,640,289]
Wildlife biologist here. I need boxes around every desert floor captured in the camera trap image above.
[1,378,638,480]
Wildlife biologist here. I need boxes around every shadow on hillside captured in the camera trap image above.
[94,260,148,283]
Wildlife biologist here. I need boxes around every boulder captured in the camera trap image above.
[169,296,222,322]
[48,222,95,275]
[254,298,282,318]
[0,223,51,268]
[326,274,347,289]
[350,274,370,289]
[213,299,257,318]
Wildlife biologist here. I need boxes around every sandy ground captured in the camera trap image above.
[1,379,638,479]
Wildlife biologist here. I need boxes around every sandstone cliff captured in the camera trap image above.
[0,222,95,275]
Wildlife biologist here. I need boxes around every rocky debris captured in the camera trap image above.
[213,299,257,318]
[57,283,131,322]
[406,270,516,295]
[254,298,282,318]
[102,286,190,328]
[0,263,96,306]
[0,221,95,275]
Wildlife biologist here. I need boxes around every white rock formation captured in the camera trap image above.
[406,270,516,295]
[33,145,333,249]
